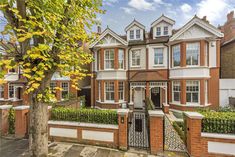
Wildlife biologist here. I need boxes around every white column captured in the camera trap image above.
[165,85,168,104]
[130,88,133,103]
[14,86,17,101]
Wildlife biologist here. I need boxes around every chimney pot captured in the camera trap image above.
[227,11,234,21]
[97,26,101,34]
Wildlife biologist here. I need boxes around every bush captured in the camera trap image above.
[173,121,186,143]
[8,107,15,134]
[50,107,118,125]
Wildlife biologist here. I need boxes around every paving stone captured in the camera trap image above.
[94,148,110,157]
[80,147,97,157]
[109,150,124,157]
[64,145,85,157]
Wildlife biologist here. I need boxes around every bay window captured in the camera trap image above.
[118,49,124,69]
[0,85,4,99]
[131,50,140,67]
[118,82,124,100]
[154,48,164,65]
[105,82,114,101]
[186,81,199,104]
[104,49,114,69]
[172,45,181,67]
[172,81,181,102]
[61,82,69,100]
[8,85,14,99]
[186,43,200,66]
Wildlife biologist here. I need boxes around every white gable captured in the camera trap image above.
[97,34,122,46]
[177,24,216,40]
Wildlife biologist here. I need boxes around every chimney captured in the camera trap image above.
[202,16,209,23]
[227,11,234,22]
[97,26,101,34]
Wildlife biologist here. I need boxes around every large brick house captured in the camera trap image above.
[220,11,235,78]
[90,15,223,111]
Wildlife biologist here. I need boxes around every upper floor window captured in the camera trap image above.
[61,82,69,100]
[0,85,4,99]
[8,67,17,74]
[130,30,134,40]
[186,43,200,66]
[131,50,140,67]
[118,49,124,69]
[8,85,14,99]
[186,81,199,104]
[164,26,168,35]
[136,29,140,39]
[104,49,114,69]
[105,82,114,101]
[154,48,164,65]
[156,27,161,36]
[172,45,181,67]
[118,82,124,100]
[172,81,181,102]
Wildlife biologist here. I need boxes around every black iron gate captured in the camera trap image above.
[128,111,149,149]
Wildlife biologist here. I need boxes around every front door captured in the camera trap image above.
[151,87,160,108]
[134,88,144,109]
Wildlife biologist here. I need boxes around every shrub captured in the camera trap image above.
[173,121,186,143]
[50,107,118,125]
[8,107,15,134]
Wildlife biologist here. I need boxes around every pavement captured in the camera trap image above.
[0,137,188,157]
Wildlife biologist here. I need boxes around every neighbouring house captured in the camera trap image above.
[90,14,223,111]
[219,11,235,107]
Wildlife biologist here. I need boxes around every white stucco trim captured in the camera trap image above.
[0,105,12,110]
[208,141,235,155]
[169,67,210,79]
[201,133,235,140]
[148,110,164,117]
[82,130,114,142]
[184,112,204,119]
[50,128,77,138]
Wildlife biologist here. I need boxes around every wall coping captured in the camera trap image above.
[117,109,129,115]
[184,112,204,119]
[201,132,235,140]
[0,105,12,110]
[163,103,169,107]
[48,120,119,129]
[148,110,164,117]
[13,106,30,110]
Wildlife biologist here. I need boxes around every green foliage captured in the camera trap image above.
[198,110,235,120]
[50,107,118,125]
[146,97,154,110]
[79,95,86,108]
[173,121,186,143]
[8,107,15,134]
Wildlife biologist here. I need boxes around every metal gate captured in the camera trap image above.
[128,111,149,149]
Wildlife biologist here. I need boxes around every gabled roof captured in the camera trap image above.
[170,15,224,41]
[125,19,145,32]
[151,14,175,27]
[89,27,128,48]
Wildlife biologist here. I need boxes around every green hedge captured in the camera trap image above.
[50,107,118,125]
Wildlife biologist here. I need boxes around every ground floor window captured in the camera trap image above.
[50,82,57,97]
[61,82,69,100]
[172,81,181,102]
[186,81,199,104]
[8,85,14,99]
[105,82,114,101]
[118,82,124,100]
[0,85,4,99]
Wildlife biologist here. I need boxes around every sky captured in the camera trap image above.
[0,0,235,35]
[99,0,235,35]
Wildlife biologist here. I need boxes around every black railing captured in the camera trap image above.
[202,118,235,134]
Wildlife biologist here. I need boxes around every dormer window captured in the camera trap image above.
[156,27,161,36]
[130,30,134,39]
[136,29,140,39]
[164,26,168,35]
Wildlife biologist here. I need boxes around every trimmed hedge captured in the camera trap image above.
[50,107,118,125]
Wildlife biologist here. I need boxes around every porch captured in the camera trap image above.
[128,82,168,110]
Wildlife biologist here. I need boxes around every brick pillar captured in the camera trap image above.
[200,80,205,105]
[181,80,186,105]
[181,42,186,67]
[14,106,30,138]
[162,103,169,114]
[114,80,119,103]
[149,110,164,155]
[184,112,204,157]
[56,81,61,101]
[117,109,129,150]
[4,83,8,99]
[146,82,150,98]
[0,105,12,135]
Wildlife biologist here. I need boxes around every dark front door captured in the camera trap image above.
[151,87,160,108]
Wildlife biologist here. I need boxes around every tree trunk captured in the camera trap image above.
[29,98,48,157]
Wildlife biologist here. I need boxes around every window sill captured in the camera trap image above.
[130,66,141,68]
[153,64,164,67]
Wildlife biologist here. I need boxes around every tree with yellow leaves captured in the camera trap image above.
[0,0,103,156]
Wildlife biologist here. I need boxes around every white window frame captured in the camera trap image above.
[61,82,69,100]
[186,42,200,67]
[131,49,141,67]
[163,26,168,36]
[186,80,200,105]
[0,85,4,100]
[105,82,114,102]
[118,82,124,101]
[136,29,140,39]
[172,44,181,67]
[118,49,124,70]
[130,30,134,40]
[8,84,15,99]
[104,49,114,70]
[8,67,18,74]
[154,48,164,66]
[156,27,161,36]
[172,81,181,103]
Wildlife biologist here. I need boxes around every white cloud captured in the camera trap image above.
[196,0,231,23]
[121,7,135,14]
[153,0,164,4]
[103,0,118,6]
[181,3,192,13]
[128,0,154,11]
